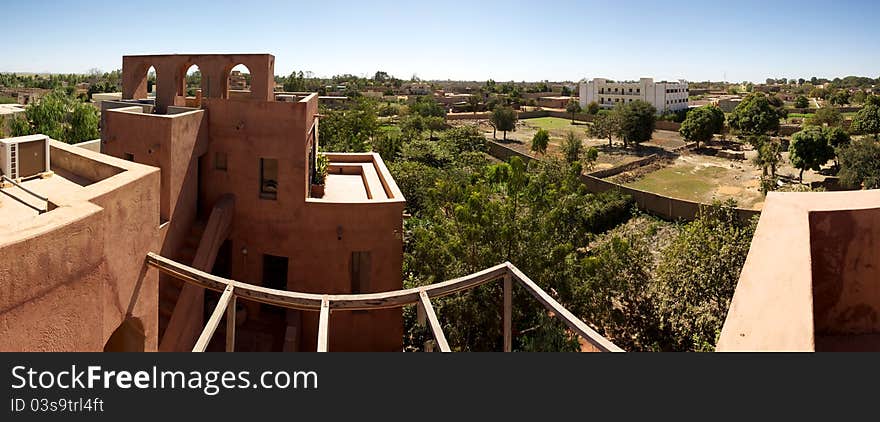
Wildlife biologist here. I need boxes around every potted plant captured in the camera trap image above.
[310,153,329,198]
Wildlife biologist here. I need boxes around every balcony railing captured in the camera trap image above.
[146,252,623,353]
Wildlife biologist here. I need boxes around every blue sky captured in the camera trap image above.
[1,0,877,82]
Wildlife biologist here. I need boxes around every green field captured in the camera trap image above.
[522,116,582,131]
[626,165,722,201]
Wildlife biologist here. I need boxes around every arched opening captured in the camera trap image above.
[146,66,158,100]
[226,63,252,99]
[181,63,203,107]
[103,317,146,352]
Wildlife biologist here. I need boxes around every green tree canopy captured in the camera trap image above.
[586,101,600,115]
[318,97,378,152]
[728,93,781,138]
[851,103,880,139]
[838,138,880,189]
[794,95,809,108]
[561,131,584,164]
[589,113,618,148]
[789,128,835,182]
[806,107,842,127]
[679,105,724,148]
[10,90,99,144]
[531,128,549,155]
[613,100,656,147]
[490,105,517,140]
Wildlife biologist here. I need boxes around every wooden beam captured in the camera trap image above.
[147,252,507,311]
[503,273,512,353]
[419,290,451,352]
[506,263,624,353]
[317,297,330,352]
[226,294,236,352]
[193,284,234,352]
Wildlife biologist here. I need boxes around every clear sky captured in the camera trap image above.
[1,0,878,83]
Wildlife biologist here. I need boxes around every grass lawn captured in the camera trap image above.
[626,165,719,201]
[522,116,582,132]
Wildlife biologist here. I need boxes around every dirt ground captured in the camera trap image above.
[451,118,686,170]
[618,146,830,210]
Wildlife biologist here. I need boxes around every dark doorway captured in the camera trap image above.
[262,254,288,314]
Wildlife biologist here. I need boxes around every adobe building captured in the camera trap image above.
[0,54,406,352]
[0,136,160,351]
[101,54,406,352]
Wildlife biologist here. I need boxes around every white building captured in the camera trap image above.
[579,77,689,113]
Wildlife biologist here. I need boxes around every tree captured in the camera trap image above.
[679,105,724,148]
[824,126,851,169]
[582,147,599,170]
[565,100,582,123]
[586,101,599,115]
[590,113,618,148]
[531,128,549,155]
[806,107,842,127]
[10,90,99,144]
[424,116,446,140]
[838,138,880,189]
[560,131,583,164]
[410,96,446,118]
[851,90,867,104]
[490,105,517,140]
[728,93,781,138]
[467,95,481,114]
[654,202,756,351]
[751,137,783,179]
[794,95,809,109]
[613,100,656,147]
[851,104,880,140]
[829,90,850,106]
[318,97,378,152]
[789,128,835,182]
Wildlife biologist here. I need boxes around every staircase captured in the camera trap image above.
[159,194,235,351]
[158,221,206,341]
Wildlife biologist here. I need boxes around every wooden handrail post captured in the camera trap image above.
[503,272,512,352]
[226,294,236,352]
[317,297,330,352]
[419,290,451,352]
[193,284,234,352]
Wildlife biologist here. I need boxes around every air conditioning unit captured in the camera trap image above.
[1,134,51,181]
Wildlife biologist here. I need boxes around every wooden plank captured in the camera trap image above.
[317,297,330,352]
[506,263,624,353]
[503,274,512,353]
[226,295,236,352]
[419,290,451,352]
[193,284,234,352]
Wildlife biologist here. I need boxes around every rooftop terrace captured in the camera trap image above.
[311,153,404,203]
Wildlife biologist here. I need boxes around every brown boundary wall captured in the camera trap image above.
[487,140,760,222]
[449,109,684,131]
[587,154,660,178]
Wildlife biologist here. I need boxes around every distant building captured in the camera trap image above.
[579,77,689,113]
[711,96,743,113]
[537,96,575,109]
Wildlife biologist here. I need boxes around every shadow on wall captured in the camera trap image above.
[103,317,146,352]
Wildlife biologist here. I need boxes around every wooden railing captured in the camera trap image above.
[145,252,623,353]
